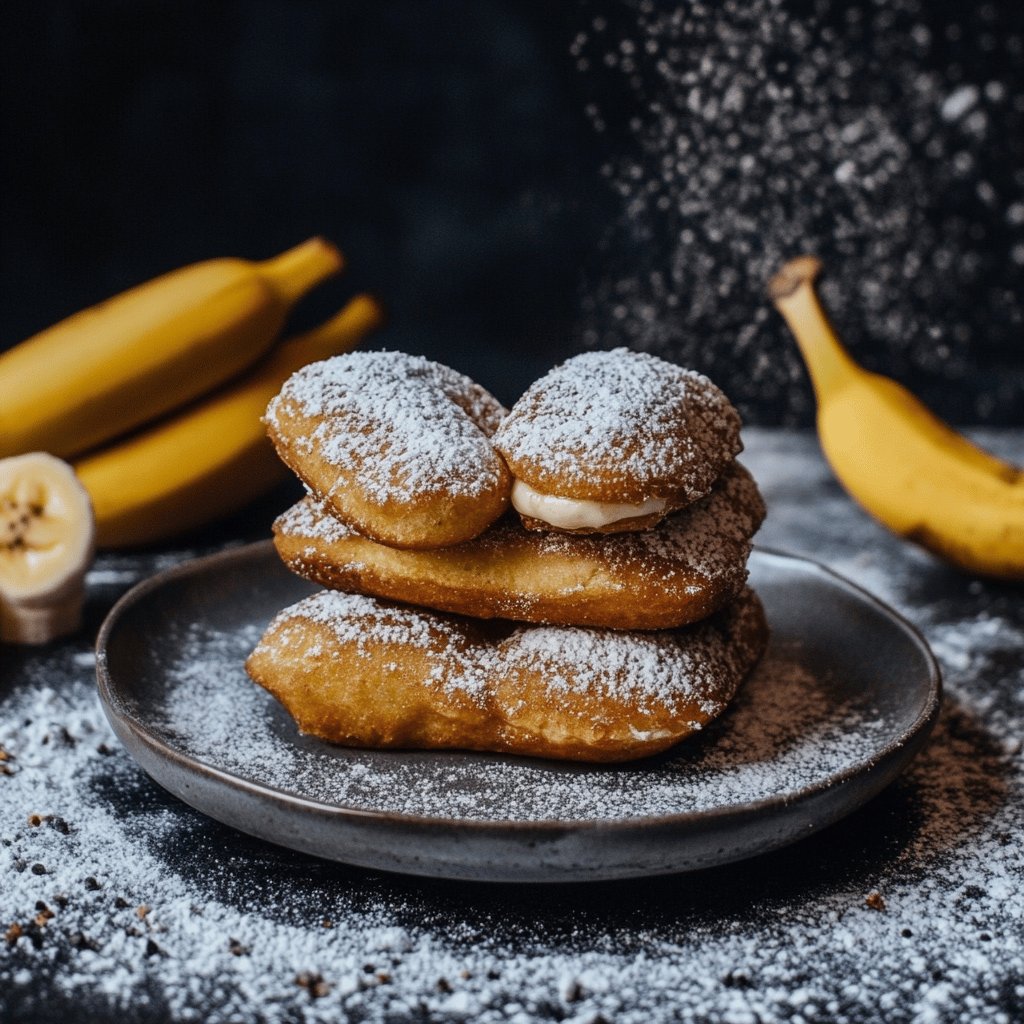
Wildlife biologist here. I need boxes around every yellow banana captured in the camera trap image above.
[769,256,1024,580]
[0,238,344,460]
[74,294,384,548]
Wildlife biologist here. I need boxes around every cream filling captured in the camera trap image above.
[510,479,667,531]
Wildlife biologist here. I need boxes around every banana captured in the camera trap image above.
[769,256,1024,580]
[74,295,384,548]
[0,238,344,460]
[0,453,95,644]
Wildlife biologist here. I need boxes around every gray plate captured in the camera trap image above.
[95,543,940,883]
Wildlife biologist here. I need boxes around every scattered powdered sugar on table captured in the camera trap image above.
[1,431,1022,1023]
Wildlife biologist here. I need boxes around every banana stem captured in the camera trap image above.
[768,256,861,401]
[259,238,345,304]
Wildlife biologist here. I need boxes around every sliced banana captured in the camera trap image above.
[0,453,95,644]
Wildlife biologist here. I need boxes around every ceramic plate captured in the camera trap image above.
[96,543,940,883]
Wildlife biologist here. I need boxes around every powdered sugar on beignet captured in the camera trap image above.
[265,351,511,549]
[273,462,765,630]
[493,348,742,532]
[245,587,768,762]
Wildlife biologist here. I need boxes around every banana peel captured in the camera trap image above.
[0,239,343,460]
[769,256,1024,580]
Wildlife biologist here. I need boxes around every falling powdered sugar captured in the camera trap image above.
[572,1,1024,424]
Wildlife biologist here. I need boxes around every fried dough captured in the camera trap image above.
[493,348,743,533]
[246,587,768,763]
[265,351,511,549]
[274,462,765,631]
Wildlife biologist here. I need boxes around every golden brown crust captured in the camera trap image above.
[273,463,765,631]
[264,351,511,549]
[493,349,743,513]
[245,588,769,763]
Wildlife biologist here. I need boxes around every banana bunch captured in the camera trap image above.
[75,295,382,547]
[0,238,345,459]
[769,256,1024,580]
[0,241,384,642]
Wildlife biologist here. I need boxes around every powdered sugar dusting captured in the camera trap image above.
[506,618,726,719]
[252,587,761,724]
[1,431,1022,1022]
[493,348,742,501]
[622,460,762,581]
[266,350,508,501]
[279,493,352,546]
[256,590,490,703]
[278,461,764,598]
[167,612,858,822]
[291,590,461,654]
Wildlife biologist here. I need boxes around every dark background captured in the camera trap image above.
[2,0,1023,424]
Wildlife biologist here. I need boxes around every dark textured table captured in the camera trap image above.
[1,429,1021,1024]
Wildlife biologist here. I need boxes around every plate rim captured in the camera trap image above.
[95,541,942,834]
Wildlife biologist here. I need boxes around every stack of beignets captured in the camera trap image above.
[247,348,768,763]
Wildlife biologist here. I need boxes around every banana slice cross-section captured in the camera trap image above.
[0,453,95,644]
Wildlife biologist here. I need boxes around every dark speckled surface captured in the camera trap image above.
[0,430,1021,1022]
